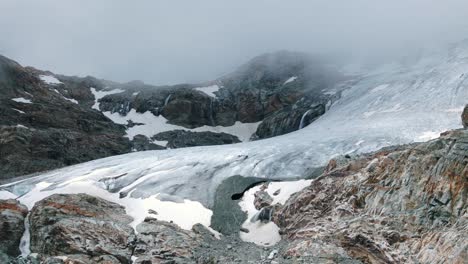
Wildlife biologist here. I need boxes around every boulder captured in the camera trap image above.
[0,199,28,257]
[253,190,273,210]
[29,193,136,263]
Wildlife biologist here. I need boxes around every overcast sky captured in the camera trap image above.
[1,0,468,85]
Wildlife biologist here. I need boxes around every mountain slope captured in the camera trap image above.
[3,41,466,205]
[0,51,342,180]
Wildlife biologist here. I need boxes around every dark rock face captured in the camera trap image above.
[0,51,344,181]
[463,104,468,128]
[152,130,241,149]
[256,103,326,139]
[273,129,468,263]
[0,199,28,257]
[99,51,344,138]
[0,55,131,181]
[29,193,136,263]
[131,135,165,151]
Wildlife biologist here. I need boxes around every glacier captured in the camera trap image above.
[1,42,467,228]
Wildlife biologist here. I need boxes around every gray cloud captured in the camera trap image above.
[1,0,468,84]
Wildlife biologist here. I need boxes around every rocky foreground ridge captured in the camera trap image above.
[0,52,345,181]
[0,108,466,263]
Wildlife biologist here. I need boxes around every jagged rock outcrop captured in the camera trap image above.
[0,199,28,258]
[273,129,468,263]
[29,194,136,263]
[152,130,241,148]
[0,55,131,181]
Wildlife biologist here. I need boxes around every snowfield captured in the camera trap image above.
[39,75,62,85]
[2,42,468,234]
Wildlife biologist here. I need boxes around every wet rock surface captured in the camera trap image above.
[28,193,136,264]
[0,199,28,257]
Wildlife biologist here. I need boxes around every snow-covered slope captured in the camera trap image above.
[1,42,467,232]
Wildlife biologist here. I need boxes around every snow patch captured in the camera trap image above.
[11,178,214,233]
[39,75,62,85]
[195,85,219,97]
[417,131,441,141]
[283,76,298,85]
[63,97,78,104]
[152,139,168,147]
[105,109,259,142]
[238,180,311,246]
[12,108,25,114]
[90,87,125,110]
[12,97,32,104]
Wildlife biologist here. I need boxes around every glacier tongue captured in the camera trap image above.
[2,43,468,213]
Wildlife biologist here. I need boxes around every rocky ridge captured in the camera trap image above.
[0,52,345,181]
[1,111,466,263]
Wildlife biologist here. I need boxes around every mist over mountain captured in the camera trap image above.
[0,2,467,264]
[2,0,468,84]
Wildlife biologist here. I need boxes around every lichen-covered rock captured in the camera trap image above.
[29,193,136,263]
[0,199,28,257]
[273,129,468,263]
[133,217,208,264]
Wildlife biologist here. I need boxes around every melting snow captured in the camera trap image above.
[12,97,32,104]
[39,75,62,85]
[283,76,298,85]
[195,85,219,97]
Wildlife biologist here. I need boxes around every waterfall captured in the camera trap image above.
[164,94,172,106]
[298,110,312,130]
[19,214,31,257]
[209,98,216,126]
